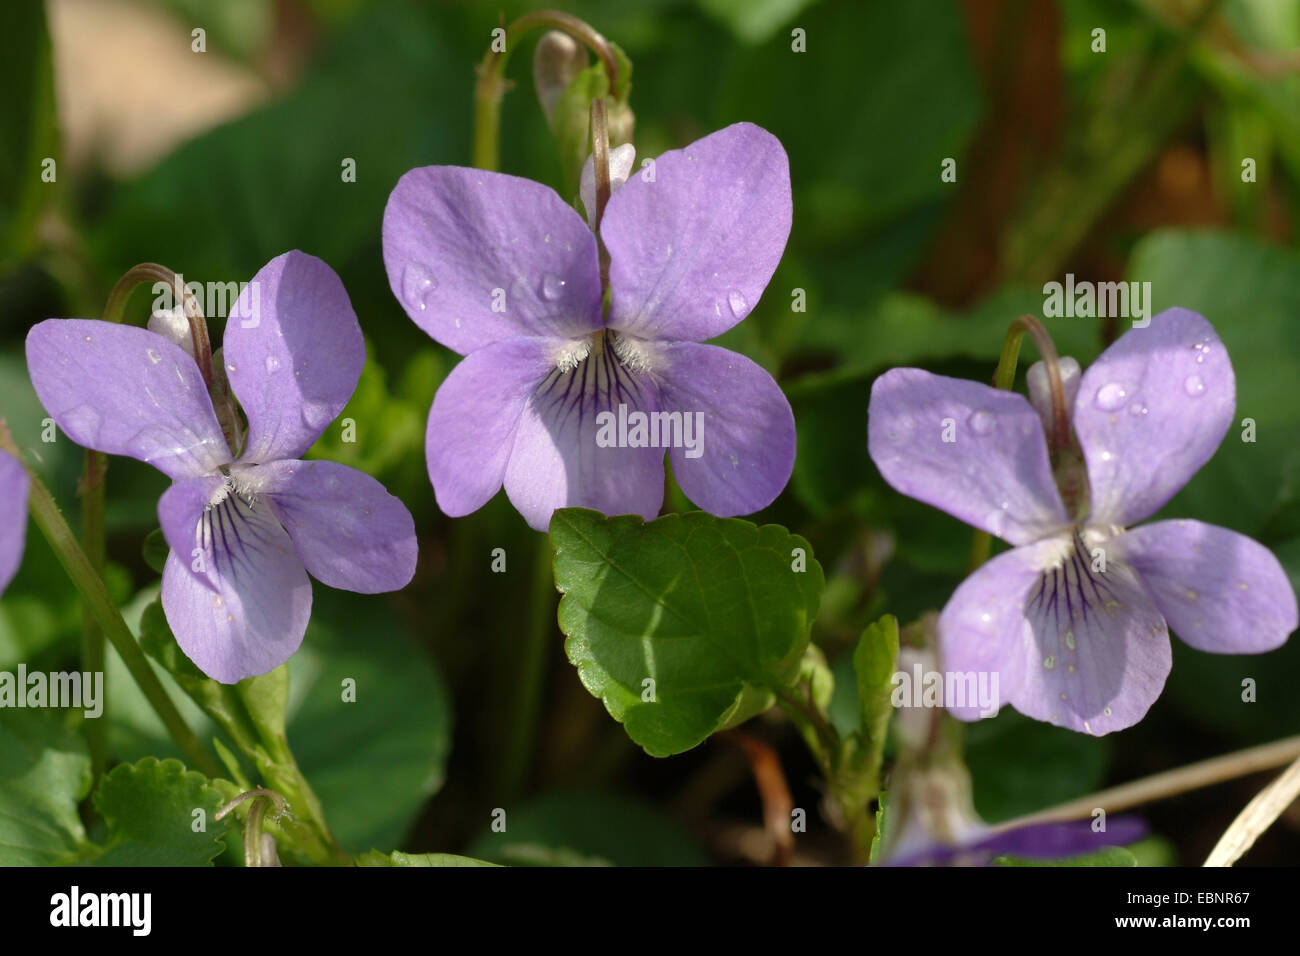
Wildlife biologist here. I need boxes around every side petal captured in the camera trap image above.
[504,340,665,531]
[157,474,227,589]
[938,540,1058,720]
[160,496,312,684]
[222,251,364,464]
[382,166,603,354]
[644,341,794,516]
[603,123,792,342]
[424,337,561,518]
[26,319,229,479]
[1114,519,1297,653]
[868,368,1070,545]
[249,459,417,594]
[0,451,29,594]
[1073,308,1234,526]
[1012,535,1172,735]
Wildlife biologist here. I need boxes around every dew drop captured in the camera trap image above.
[1128,401,1148,416]
[1094,382,1128,411]
[727,289,749,318]
[1103,706,1112,717]
[265,355,281,373]
[1183,374,1205,397]
[402,264,438,311]
[968,409,995,435]
[146,348,161,364]
[541,274,567,301]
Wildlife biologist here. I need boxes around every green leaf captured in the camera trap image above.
[551,508,823,757]
[467,789,707,867]
[91,758,230,866]
[994,845,1138,867]
[965,710,1111,822]
[141,529,168,575]
[279,589,452,853]
[109,588,453,854]
[356,849,498,867]
[0,709,91,865]
[854,615,899,759]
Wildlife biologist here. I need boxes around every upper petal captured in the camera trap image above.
[382,166,603,354]
[26,319,229,479]
[1073,308,1235,526]
[868,368,1070,544]
[504,337,665,531]
[222,251,364,464]
[425,336,561,518]
[1114,519,1297,654]
[250,458,417,594]
[160,494,311,684]
[0,451,30,594]
[644,341,794,516]
[602,122,792,342]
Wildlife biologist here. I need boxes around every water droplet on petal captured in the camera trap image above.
[984,509,1007,537]
[969,409,995,435]
[146,348,161,364]
[1183,374,1205,397]
[265,355,281,373]
[541,274,566,301]
[1128,401,1148,416]
[727,290,749,318]
[1094,382,1128,411]
[402,264,437,311]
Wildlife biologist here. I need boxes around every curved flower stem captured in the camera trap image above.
[1204,753,1300,866]
[0,421,221,779]
[473,9,619,171]
[102,263,213,384]
[969,314,1067,570]
[992,733,1300,832]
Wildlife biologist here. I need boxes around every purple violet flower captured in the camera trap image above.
[0,450,29,596]
[868,308,1298,735]
[382,122,797,531]
[884,808,1148,868]
[26,251,417,683]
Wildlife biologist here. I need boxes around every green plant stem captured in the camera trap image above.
[472,9,618,171]
[496,534,558,801]
[79,449,107,778]
[0,425,220,778]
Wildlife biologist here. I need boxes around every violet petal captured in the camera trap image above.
[26,319,230,479]
[1117,519,1298,653]
[223,251,364,464]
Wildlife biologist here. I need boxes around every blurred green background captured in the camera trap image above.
[2,0,1299,865]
